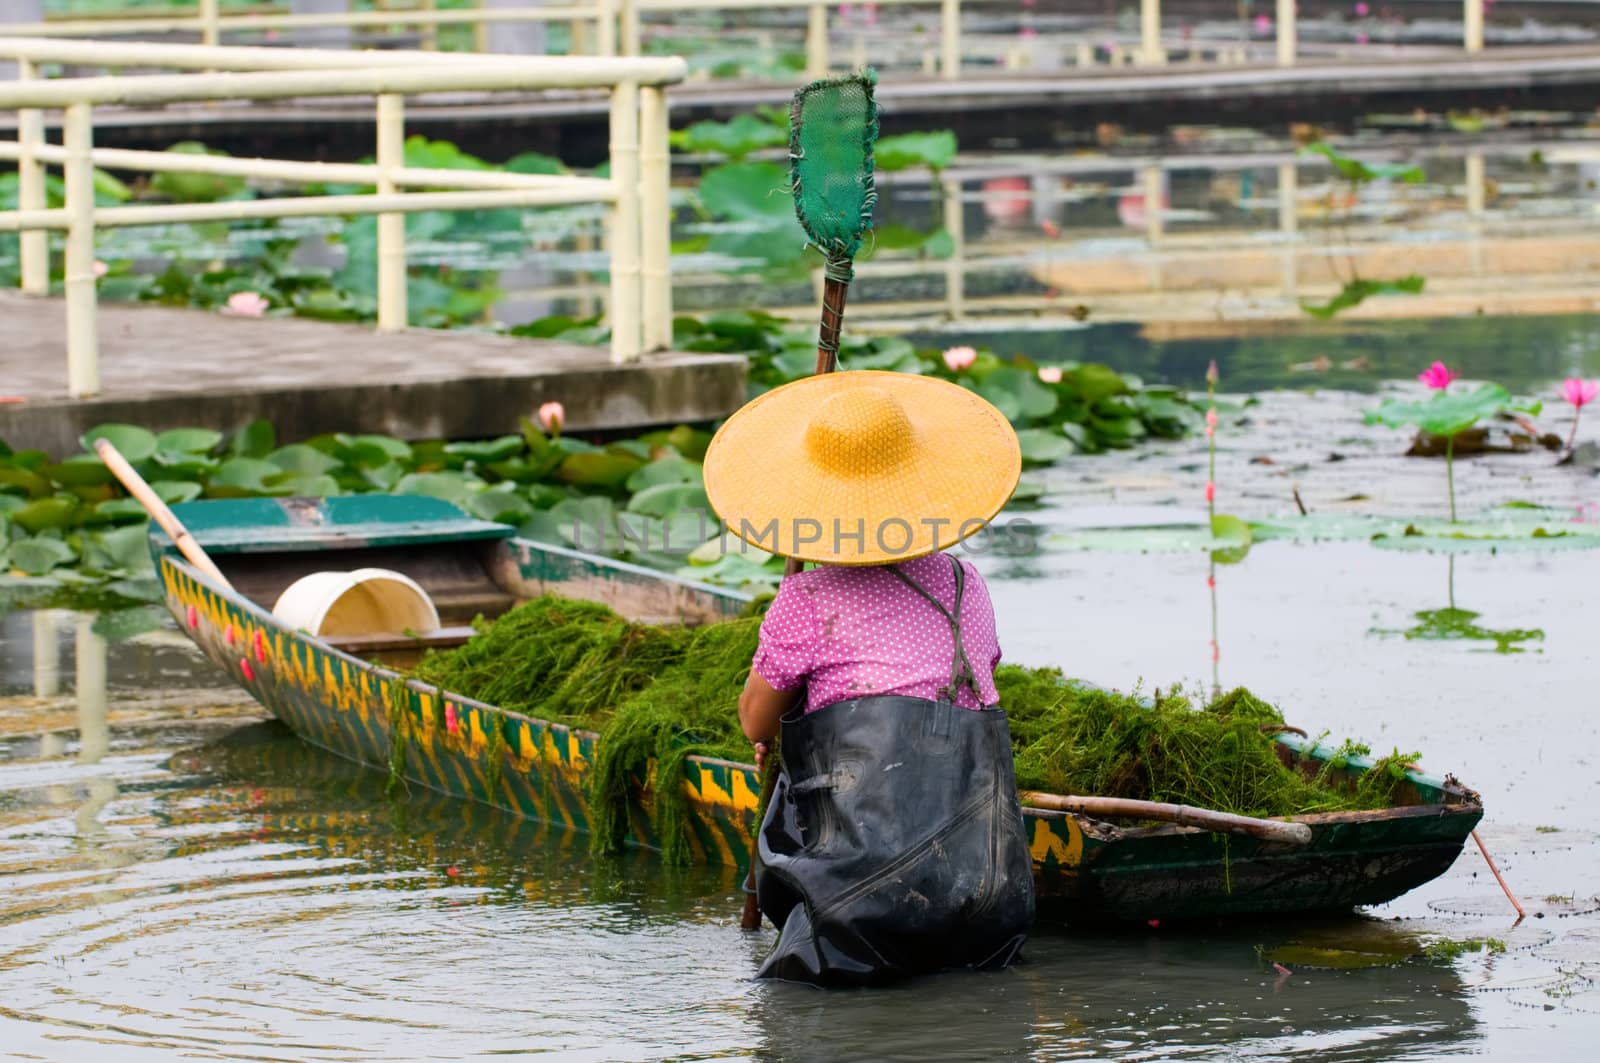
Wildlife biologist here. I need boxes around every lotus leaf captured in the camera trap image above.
[627,458,704,492]
[1210,513,1253,565]
[12,536,77,575]
[698,162,796,223]
[468,488,534,525]
[269,444,344,476]
[627,482,711,518]
[82,424,158,463]
[207,458,290,498]
[91,605,169,641]
[155,428,223,454]
[875,131,957,173]
[40,454,114,487]
[229,419,276,459]
[1016,428,1075,465]
[12,497,78,533]
[557,452,644,489]
[1365,383,1538,439]
[393,471,483,510]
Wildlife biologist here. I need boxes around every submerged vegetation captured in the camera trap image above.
[411,595,1420,865]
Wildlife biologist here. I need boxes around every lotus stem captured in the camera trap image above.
[1446,434,1457,523]
[1568,405,1583,454]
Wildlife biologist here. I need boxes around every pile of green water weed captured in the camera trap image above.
[414,596,1409,863]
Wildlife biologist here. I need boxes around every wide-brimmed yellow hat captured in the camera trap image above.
[702,370,1021,565]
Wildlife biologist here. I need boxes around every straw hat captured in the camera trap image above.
[702,370,1021,565]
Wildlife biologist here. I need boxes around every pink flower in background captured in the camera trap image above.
[1037,366,1063,383]
[92,260,108,279]
[1356,32,1370,45]
[1205,407,1217,437]
[537,400,565,434]
[1562,378,1599,408]
[225,291,269,317]
[1354,1,1369,14]
[864,2,878,25]
[1204,481,1216,503]
[942,345,978,372]
[838,3,853,13]
[1020,26,1037,38]
[1040,218,1061,238]
[1417,361,1458,391]
[1206,359,1220,385]
[1021,0,1036,6]
[1253,14,1272,32]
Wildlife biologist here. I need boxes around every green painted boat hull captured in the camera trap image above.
[154,497,1483,922]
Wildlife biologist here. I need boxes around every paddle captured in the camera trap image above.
[94,438,235,592]
[739,71,880,933]
[1019,792,1314,846]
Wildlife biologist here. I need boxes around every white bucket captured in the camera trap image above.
[271,568,441,638]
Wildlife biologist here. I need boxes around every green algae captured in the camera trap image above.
[412,595,1411,864]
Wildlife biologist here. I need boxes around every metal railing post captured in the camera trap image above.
[376,93,408,332]
[17,57,49,296]
[1464,0,1484,53]
[1465,151,1485,215]
[1142,165,1163,246]
[1276,0,1296,67]
[200,0,221,47]
[640,84,672,350]
[806,3,829,79]
[620,0,640,56]
[597,0,617,56]
[608,81,642,361]
[1140,0,1164,66]
[63,102,99,399]
[940,0,959,80]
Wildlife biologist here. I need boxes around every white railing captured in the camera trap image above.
[0,36,682,397]
[5,1,1497,75]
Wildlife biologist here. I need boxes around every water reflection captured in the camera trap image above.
[1371,557,1547,655]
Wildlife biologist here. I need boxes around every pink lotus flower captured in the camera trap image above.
[1417,361,1458,391]
[1204,481,1216,503]
[1205,408,1218,429]
[1354,1,1369,14]
[1253,14,1272,32]
[1037,366,1062,384]
[1562,378,1599,408]
[92,260,108,279]
[225,291,269,317]
[942,346,978,372]
[537,400,565,434]
[1206,360,1220,386]
[1019,26,1037,39]
[1356,32,1370,45]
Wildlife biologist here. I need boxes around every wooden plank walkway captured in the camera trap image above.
[0,292,746,456]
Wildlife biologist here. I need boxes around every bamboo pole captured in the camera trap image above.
[1465,0,1484,54]
[805,3,828,79]
[16,56,48,297]
[93,439,235,592]
[596,0,616,56]
[940,0,959,80]
[620,0,640,57]
[63,102,98,400]
[86,187,612,227]
[1019,792,1314,846]
[200,0,222,47]
[640,84,672,351]
[1140,0,1163,66]
[608,80,642,362]
[1276,0,1295,67]
[376,93,407,333]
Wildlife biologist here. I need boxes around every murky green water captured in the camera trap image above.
[4,326,1600,1056]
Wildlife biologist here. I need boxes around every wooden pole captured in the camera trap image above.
[1276,0,1296,67]
[17,56,48,297]
[376,93,407,333]
[62,102,98,400]
[1020,792,1314,845]
[1464,0,1484,54]
[1140,0,1163,66]
[200,0,221,47]
[940,0,959,80]
[1472,829,1525,918]
[93,439,235,591]
[806,3,829,79]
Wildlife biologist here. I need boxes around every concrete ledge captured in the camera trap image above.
[0,293,747,454]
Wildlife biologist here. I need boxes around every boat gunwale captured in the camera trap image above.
[156,546,1482,842]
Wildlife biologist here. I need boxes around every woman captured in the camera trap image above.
[702,369,1036,986]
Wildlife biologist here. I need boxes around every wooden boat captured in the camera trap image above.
[152,495,1483,922]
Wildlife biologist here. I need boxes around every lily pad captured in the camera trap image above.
[627,482,711,518]
[11,496,78,533]
[557,451,644,489]
[40,454,114,487]
[268,444,344,476]
[1366,383,1539,439]
[91,605,169,641]
[207,458,290,498]
[445,436,524,464]
[1210,513,1253,565]
[11,536,77,575]
[627,457,704,491]
[393,471,482,510]
[1016,428,1075,465]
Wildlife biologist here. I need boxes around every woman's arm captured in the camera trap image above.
[739,670,798,754]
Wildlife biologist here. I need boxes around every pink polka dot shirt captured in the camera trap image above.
[752,553,1002,713]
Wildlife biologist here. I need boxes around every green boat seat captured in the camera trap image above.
[160,496,514,555]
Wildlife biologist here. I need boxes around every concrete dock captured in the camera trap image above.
[0,292,746,456]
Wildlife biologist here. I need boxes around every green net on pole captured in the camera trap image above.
[789,69,879,284]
